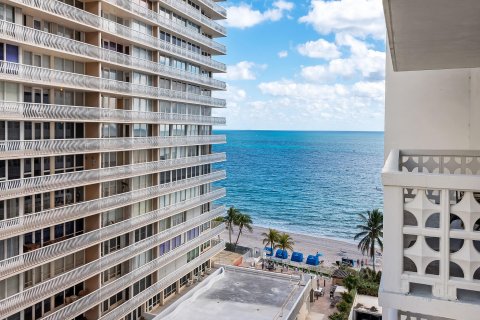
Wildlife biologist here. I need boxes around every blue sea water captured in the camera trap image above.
[213,130,384,242]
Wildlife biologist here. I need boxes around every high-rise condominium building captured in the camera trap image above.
[0,0,227,319]
[381,1,480,320]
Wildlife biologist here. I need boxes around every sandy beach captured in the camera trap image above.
[220,225,377,269]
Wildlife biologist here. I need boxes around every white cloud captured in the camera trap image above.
[297,39,340,59]
[300,35,385,82]
[278,50,288,58]
[217,61,267,81]
[224,1,295,29]
[299,0,385,40]
[257,79,384,122]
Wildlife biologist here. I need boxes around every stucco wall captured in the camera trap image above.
[384,48,480,157]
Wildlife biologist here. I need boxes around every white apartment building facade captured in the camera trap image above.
[381,1,480,320]
[0,0,227,319]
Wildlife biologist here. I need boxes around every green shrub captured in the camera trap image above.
[341,291,354,304]
[328,312,347,320]
[336,301,350,313]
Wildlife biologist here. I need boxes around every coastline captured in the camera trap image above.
[220,224,371,268]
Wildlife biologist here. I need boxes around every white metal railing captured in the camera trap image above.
[98,239,225,320]
[0,220,224,319]
[0,101,226,124]
[159,0,226,34]
[10,0,227,71]
[0,170,226,240]
[103,0,226,52]
[0,21,226,88]
[0,62,226,107]
[196,0,227,17]
[0,134,226,159]
[0,198,225,279]
[0,153,226,200]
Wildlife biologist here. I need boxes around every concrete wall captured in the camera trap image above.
[384,48,480,157]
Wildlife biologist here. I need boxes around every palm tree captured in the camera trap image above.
[233,213,253,249]
[354,209,383,272]
[275,233,295,253]
[262,228,280,255]
[224,207,240,244]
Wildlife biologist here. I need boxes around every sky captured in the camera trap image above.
[213,0,386,131]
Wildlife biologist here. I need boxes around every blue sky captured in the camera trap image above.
[213,0,386,131]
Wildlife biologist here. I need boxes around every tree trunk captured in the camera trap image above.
[372,242,376,273]
[234,226,243,250]
[228,224,232,244]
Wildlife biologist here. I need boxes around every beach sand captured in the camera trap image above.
[220,225,377,269]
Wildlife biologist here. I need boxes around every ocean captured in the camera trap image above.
[213,130,384,242]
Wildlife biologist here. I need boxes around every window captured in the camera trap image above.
[0,3,15,23]
[171,235,182,249]
[102,289,127,313]
[163,281,176,298]
[159,240,170,256]
[102,208,123,227]
[133,275,152,296]
[134,224,153,242]
[0,275,19,300]
[102,264,122,283]
[186,227,199,241]
[187,247,199,263]
[171,212,186,226]
[102,234,129,256]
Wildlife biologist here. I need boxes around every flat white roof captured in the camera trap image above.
[355,294,382,315]
[152,267,310,320]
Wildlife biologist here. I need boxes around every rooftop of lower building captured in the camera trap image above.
[147,266,311,320]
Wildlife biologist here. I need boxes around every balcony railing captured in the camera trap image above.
[10,0,227,71]
[0,170,226,240]
[0,134,226,159]
[0,22,226,88]
[103,0,226,51]
[0,62,226,107]
[98,239,225,320]
[0,198,225,280]
[196,0,228,18]
[158,0,226,35]
[0,153,226,200]
[383,149,480,302]
[0,219,224,319]
[0,101,226,124]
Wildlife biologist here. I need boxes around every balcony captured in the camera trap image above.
[0,170,226,240]
[10,0,227,70]
[0,62,226,107]
[382,149,480,308]
[0,198,225,279]
[0,219,225,319]
[0,101,226,124]
[0,153,226,200]
[0,22,226,89]
[0,134,226,159]
[97,239,225,320]
[155,0,227,35]
[103,0,226,49]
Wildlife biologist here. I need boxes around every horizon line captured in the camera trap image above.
[213,129,384,133]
